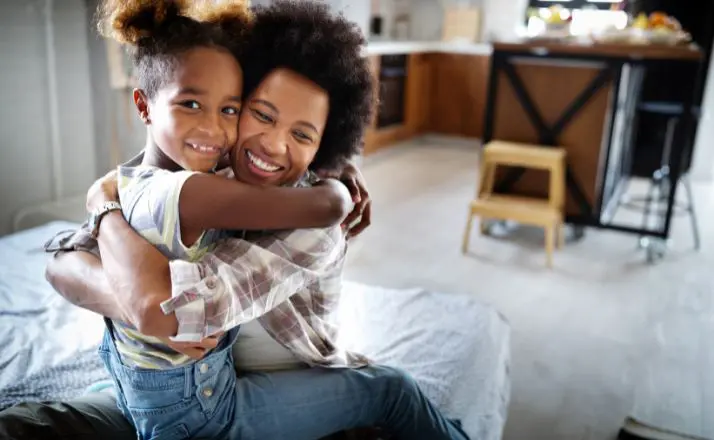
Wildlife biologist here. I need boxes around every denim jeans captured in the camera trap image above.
[94,322,471,440]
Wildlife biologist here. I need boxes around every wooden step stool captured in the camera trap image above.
[461,141,567,267]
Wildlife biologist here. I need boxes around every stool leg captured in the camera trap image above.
[557,223,565,249]
[639,175,659,247]
[479,162,496,236]
[462,210,474,254]
[545,226,554,268]
[681,174,701,251]
[481,162,496,197]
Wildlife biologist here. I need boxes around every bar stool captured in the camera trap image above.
[462,141,566,267]
[634,102,700,261]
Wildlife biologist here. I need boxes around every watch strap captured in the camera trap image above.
[90,201,122,238]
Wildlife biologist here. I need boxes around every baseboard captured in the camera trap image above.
[417,133,483,148]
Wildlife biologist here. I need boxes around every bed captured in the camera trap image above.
[0,221,511,440]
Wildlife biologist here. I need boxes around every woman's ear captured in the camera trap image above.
[133,89,151,125]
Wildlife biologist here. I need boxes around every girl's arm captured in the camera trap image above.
[178,174,353,241]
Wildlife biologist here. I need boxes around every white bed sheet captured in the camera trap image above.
[338,282,511,440]
[0,222,107,405]
[0,222,511,439]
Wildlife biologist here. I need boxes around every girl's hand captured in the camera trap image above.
[320,163,371,238]
[160,333,224,360]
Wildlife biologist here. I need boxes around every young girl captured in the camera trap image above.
[100,0,355,372]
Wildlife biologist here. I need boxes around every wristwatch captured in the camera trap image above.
[88,201,122,238]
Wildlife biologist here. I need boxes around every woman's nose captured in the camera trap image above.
[259,129,288,156]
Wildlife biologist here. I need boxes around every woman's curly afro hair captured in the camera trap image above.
[97,0,252,99]
[241,0,376,172]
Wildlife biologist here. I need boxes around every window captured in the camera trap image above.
[528,0,624,11]
[526,0,628,36]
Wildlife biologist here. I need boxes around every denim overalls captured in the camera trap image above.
[98,319,241,440]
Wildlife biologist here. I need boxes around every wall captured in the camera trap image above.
[331,0,370,38]
[0,0,96,236]
[480,0,529,41]
[86,0,145,174]
[691,48,714,181]
[367,0,526,42]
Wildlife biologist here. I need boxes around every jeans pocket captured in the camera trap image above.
[148,423,190,440]
[124,389,194,417]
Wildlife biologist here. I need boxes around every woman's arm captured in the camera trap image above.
[45,251,126,321]
[44,171,180,337]
[178,175,353,237]
[44,213,178,338]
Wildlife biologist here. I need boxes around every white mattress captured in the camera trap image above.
[338,282,511,440]
[0,222,107,407]
[0,222,511,439]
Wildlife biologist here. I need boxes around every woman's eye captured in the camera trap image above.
[180,100,200,110]
[293,130,313,142]
[251,109,273,123]
[222,106,240,116]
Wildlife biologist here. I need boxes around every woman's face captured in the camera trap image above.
[231,68,329,186]
[137,47,243,172]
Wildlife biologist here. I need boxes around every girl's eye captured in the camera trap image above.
[180,100,200,110]
[222,106,240,116]
[251,109,273,123]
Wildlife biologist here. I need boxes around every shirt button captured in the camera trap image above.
[199,363,209,374]
[205,279,215,289]
[203,388,213,398]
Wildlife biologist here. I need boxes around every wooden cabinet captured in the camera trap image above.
[363,52,491,154]
[364,53,431,154]
[428,53,490,138]
[405,53,433,136]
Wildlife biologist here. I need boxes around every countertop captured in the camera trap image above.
[492,40,703,61]
[364,40,492,56]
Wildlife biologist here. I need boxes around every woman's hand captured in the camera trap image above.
[319,162,372,238]
[86,170,119,212]
[160,333,224,360]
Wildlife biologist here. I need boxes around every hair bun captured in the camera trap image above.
[187,1,253,33]
[98,0,190,45]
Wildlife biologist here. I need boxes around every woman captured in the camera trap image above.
[0,2,469,439]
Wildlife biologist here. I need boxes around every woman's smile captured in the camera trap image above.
[244,149,285,179]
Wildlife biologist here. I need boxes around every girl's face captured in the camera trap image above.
[231,68,329,187]
[135,47,243,173]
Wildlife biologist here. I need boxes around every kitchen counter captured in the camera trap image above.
[363,43,492,154]
[365,40,492,56]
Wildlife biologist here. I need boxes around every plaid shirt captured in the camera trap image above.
[45,165,369,369]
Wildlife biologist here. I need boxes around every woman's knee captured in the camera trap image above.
[367,365,420,396]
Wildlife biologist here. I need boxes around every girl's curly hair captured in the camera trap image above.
[241,0,376,171]
[98,0,252,99]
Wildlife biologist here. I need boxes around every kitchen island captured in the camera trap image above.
[483,40,704,242]
[363,38,704,244]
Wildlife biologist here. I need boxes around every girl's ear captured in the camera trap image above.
[133,88,151,125]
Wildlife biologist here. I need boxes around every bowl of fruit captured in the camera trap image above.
[630,12,691,45]
[525,5,574,40]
